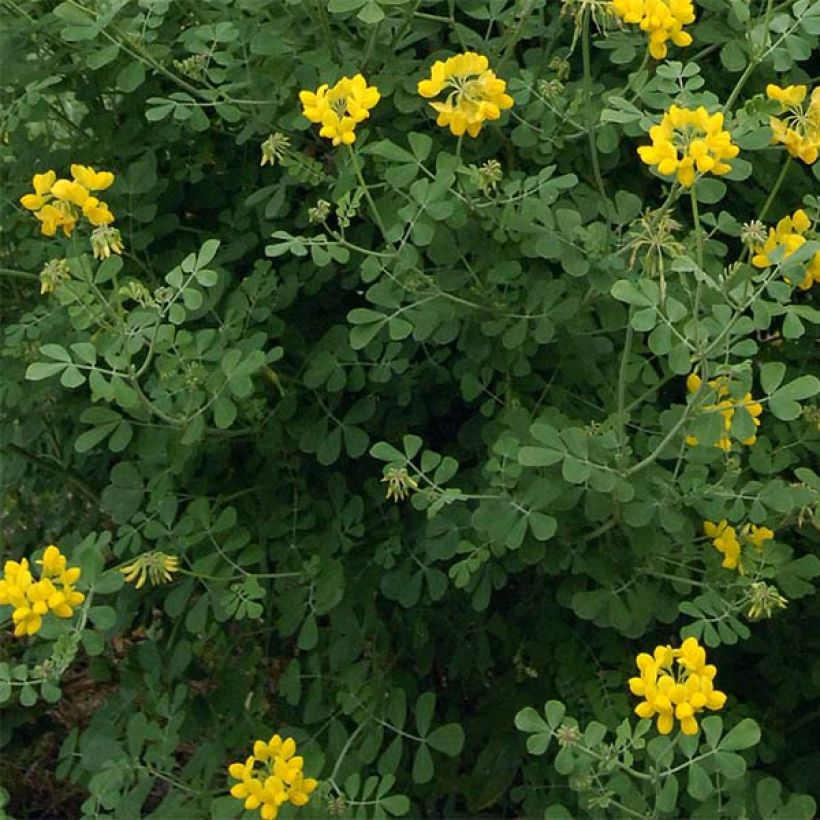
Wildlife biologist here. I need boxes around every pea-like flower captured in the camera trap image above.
[638,105,739,188]
[703,519,742,570]
[742,523,774,552]
[767,83,820,165]
[0,546,85,637]
[703,520,774,572]
[611,0,696,60]
[685,372,763,451]
[299,74,380,146]
[417,51,513,138]
[629,637,726,735]
[751,209,820,291]
[19,164,118,239]
[228,734,318,819]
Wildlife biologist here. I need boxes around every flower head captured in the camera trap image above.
[611,0,696,60]
[417,52,513,138]
[751,209,820,291]
[120,551,180,589]
[228,734,318,820]
[767,84,820,165]
[638,104,739,187]
[39,258,72,295]
[381,466,419,502]
[0,547,84,638]
[629,636,726,735]
[261,132,291,167]
[20,164,117,239]
[91,225,125,261]
[300,74,380,146]
[746,582,788,620]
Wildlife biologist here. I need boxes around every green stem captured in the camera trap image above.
[3,443,101,506]
[689,185,705,353]
[315,0,341,63]
[722,58,758,112]
[758,157,790,221]
[347,144,389,241]
[581,8,609,216]
[0,268,39,282]
[690,186,704,270]
[497,0,535,68]
[617,308,635,466]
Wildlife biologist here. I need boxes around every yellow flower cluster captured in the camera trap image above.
[417,51,514,138]
[703,520,774,571]
[767,83,820,165]
[611,0,696,60]
[299,74,380,146]
[20,165,116,237]
[751,208,820,291]
[629,636,727,735]
[638,105,739,187]
[685,372,763,451]
[228,734,317,820]
[0,546,84,637]
[299,53,513,145]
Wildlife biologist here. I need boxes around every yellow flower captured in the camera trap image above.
[629,636,726,736]
[0,547,84,637]
[685,372,763,451]
[120,551,180,589]
[704,519,742,570]
[767,84,820,165]
[417,51,513,138]
[70,163,115,191]
[51,178,90,207]
[20,164,117,239]
[34,203,75,237]
[751,209,820,291]
[742,523,774,552]
[228,734,318,820]
[20,170,57,211]
[299,74,380,146]
[638,104,739,187]
[611,0,696,60]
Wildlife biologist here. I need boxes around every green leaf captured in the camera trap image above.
[611,280,654,307]
[20,684,38,707]
[381,794,410,816]
[415,692,436,737]
[26,362,67,381]
[197,239,221,268]
[545,700,566,728]
[760,362,786,395]
[117,60,145,92]
[687,762,713,800]
[297,614,318,650]
[426,723,464,756]
[657,774,678,812]
[720,717,761,751]
[412,743,434,784]
[60,365,85,388]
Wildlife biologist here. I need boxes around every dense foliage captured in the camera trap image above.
[1,0,819,817]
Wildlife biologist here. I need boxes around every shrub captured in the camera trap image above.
[1,0,819,817]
